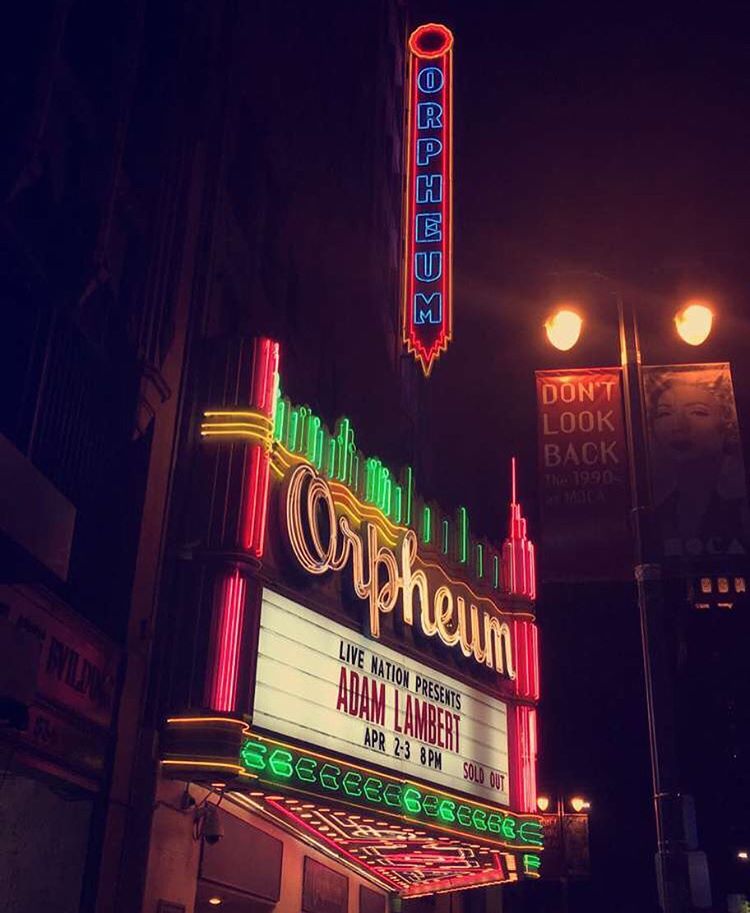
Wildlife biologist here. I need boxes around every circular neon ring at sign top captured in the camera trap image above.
[408,23,454,59]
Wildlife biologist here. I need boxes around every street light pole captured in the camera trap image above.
[617,295,690,913]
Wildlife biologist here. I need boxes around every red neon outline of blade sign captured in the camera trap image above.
[402,24,454,377]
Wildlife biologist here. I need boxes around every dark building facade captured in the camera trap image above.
[1,2,447,911]
[11,5,747,913]
[1,1,217,909]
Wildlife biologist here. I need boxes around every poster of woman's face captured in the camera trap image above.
[642,363,749,564]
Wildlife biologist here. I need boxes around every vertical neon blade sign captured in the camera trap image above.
[403,23,454,377]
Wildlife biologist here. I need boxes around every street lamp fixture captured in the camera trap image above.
[536,795,551,812]
[569,796,591,813]
[737,851,749,861]
[542,279,719,913]
[544,308,583,351]
[674,301,714,346]
[545,299,714,351]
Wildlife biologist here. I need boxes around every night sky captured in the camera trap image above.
[5,3,748,910]
[403,3,750,910]
[408,0,750,529]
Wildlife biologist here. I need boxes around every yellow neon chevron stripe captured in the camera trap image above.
[201,417,404,546]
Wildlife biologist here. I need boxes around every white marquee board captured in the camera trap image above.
[253,588,509,805]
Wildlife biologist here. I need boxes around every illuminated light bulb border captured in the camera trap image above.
[239,734,544,852]
[230,792,399,892]
[266,798,404,891]
[231,790,541,895]
[400,851,513,897]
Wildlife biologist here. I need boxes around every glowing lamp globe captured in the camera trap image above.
[674,302,713,346]
[536,796,551,812]
[569,796,590,812]
[545,309,583,351]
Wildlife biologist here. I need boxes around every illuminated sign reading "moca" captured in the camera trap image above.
[283,464,514,678]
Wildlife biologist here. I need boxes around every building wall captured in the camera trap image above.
[143,779,391,913]
[112,2,416,911]
[198,1,414,462]
[0,774,93,913]
[2,2,419,910]
[1,3,229,912]
[676,589,750,907]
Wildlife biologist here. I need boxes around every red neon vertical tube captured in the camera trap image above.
[513,619,540,701]
[511,705,538,813]
[208,568,247,712]
[241,337,279,557]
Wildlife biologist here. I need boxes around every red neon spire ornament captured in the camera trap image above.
[402,23,454,376]
[503,457,536,599]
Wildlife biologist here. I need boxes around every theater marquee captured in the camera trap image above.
[254,588,510,805]
[162,336,542,896]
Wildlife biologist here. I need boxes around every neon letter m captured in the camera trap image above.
[414,292,442,325]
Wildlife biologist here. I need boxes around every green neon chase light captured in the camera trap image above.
[240,736,544,851]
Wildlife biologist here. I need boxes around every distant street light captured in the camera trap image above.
[674,301,714,346]
[542,279,717,913]
[544,308,583,351]
[537,793,592,913]
[738,851,749,861]
[545,300,715,351]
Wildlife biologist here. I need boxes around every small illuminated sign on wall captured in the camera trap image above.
[402,23,454,376]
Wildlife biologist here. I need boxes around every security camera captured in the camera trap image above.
[195,804,224,845]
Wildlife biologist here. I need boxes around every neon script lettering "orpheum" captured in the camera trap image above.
[284,464,514,678]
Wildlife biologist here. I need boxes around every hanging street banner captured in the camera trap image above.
[642,363,749,572]
[535,368,631,580]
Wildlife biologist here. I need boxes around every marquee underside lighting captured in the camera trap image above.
[162,717,544,894]
[259,794,525,894]
[232,733,542,894]
[239,734,543,850]
[403,23,454,376]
